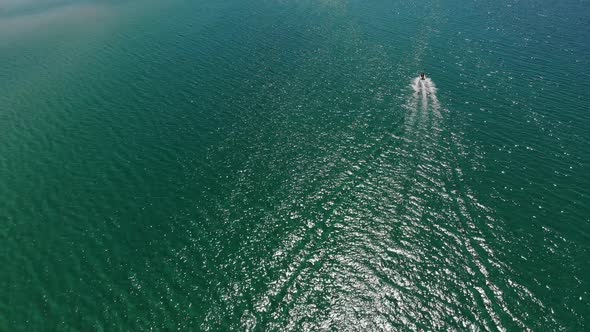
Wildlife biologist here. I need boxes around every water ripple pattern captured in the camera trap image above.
[0,0,588,330]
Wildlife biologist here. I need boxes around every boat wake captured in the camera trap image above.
[411,76,439,112]
[400,75,537,330]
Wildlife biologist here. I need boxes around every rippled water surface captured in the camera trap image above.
[1,0,589,330]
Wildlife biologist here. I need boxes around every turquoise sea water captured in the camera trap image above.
[1,0,589,330]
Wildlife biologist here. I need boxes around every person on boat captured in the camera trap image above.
[420,72,426,80]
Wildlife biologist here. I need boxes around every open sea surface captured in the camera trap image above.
[1,0,589,330]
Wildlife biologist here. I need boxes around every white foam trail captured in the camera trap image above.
[410,76,439,113]
[421,80,429,110]
[424,78,440,114]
